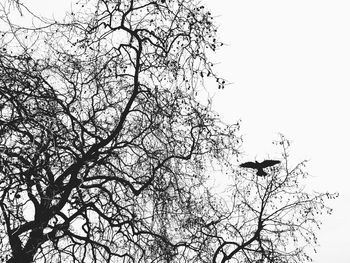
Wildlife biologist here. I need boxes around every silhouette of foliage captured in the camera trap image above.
[0,1,336,263]
[213,136,337,263]
[0,1,239,262]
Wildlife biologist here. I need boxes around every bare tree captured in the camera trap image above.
[0,1,336,263]
[212,136,337,263]
[0,0,239,262]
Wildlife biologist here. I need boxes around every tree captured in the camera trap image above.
[0,1,336,263]
[212,136,337,263]
[0,0,239,262]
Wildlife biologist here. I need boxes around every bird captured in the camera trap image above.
[239,160,280,177]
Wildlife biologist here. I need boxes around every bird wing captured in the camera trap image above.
[239,162,260,169]
[259,160,281,168]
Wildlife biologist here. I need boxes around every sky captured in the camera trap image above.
[203,1,350,262]
[7,0,350,262]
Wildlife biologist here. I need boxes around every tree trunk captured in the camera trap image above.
[7,252,34,263]
[7,227,45,263]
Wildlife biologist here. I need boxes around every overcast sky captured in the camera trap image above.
[13,0,350,262]
[203,1,350,262]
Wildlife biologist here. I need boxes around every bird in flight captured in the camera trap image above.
[239,160,280,177]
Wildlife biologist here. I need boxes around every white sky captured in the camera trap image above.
[10,0,350,262]
[204,1,350,262]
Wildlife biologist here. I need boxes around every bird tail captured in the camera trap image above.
[257,169,267,177]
